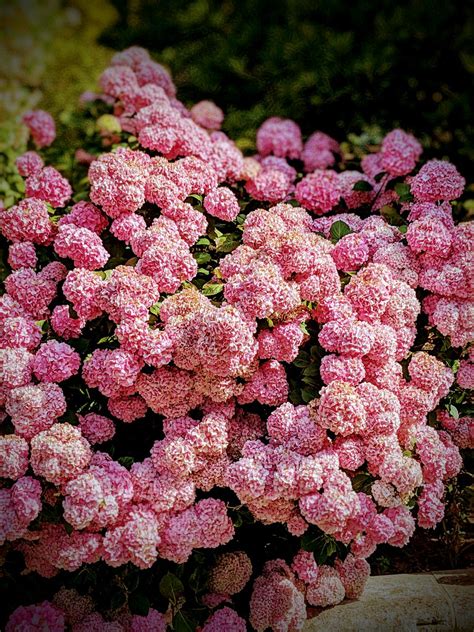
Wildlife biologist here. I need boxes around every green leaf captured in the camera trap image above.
[159,572,184,600]
[118,456,134,469]
[299,322,310,335]
[173,611,196,632]
[323,538,337,559]
[35,319,46,330]
[394,182,410,196]
[293,356,310,368]
[448,404,459,419]
[380,205,404,226]
[330,220,352,243]
[233,512,243,528]
[201,282,223,296]
[395,182,414,202]
[60,409,78,425]
[353,179,373,191]
[215,234,240,253]
[301,531,324,553]
[196,237,211,246]
[149,302,161,316]
[302,363,319,377]
[351,472,372,492]
[301,388,315,403]
[128,592,150,616]
[189,565,206,594]
[194,252,212,264]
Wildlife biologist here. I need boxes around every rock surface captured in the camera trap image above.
[305,569,474,631]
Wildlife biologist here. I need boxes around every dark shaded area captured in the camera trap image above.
[100,0,474,172]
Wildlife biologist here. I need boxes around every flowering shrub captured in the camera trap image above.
[0,46,472,631]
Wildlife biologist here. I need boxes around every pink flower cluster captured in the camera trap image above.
[22,110,56,148]
[2,46,471,631]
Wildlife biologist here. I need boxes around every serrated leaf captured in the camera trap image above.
[201,282,223,296]
[353,179,373,191]
[159,572,184,600]
[330,220,352,243]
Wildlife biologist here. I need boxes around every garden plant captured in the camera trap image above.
[0,46,472,631]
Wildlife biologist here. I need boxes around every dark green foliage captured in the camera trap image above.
[101,0,473,172]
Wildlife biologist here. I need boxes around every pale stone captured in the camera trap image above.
[305,570,474,632]
[433,569,474,632]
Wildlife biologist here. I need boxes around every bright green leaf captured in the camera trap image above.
[448,404,459,419]
[201,282,223,296]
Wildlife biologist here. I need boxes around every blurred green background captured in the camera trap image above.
[1,0,473,172]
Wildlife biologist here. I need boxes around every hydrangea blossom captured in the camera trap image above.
[1,46,471,632]
[22,110,56,148]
